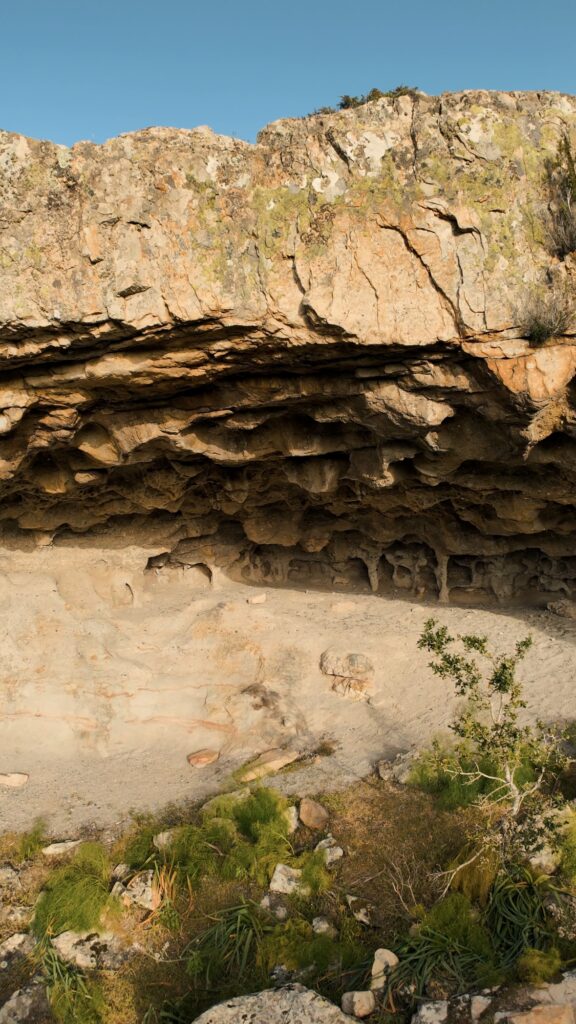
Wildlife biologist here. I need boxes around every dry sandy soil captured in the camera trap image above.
[1,545,576,836]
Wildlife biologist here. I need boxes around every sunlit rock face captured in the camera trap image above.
[1,89,576,606]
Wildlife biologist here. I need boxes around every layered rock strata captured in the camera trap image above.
[1,90,576,605]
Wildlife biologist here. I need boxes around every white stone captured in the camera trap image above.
[121,869,158,910]
[284,806,299,833]
[371,948,399,990]
[269,864,310,896]
[247,592,267,604]
[346,895,373,926]
[341,990,376,1018]
[41,840,82,858]
[312,916,338,938]
[52,929,131,970]
[412,1001,449,1024]
[0,932,35,965]
[315,834,344,867]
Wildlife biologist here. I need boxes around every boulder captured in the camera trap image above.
[300,798,329,830]
[320,651,374,700]
[190,984,352,1023]
[52,929,132,970]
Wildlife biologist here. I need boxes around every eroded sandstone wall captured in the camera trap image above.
[1,90,576,605]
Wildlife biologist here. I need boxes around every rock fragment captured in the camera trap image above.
[341,990,376,1018]
[240,748,300,782]
[0,774,29,789]
[315,834,344,867]
[299,798,329,830]
[187,749,220,768]
[269,864,310,896]
[370,947,399,990]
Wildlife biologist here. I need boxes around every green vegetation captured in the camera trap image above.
[545,132,576,258]
[339,85,420,109]
[515,280,576,344]
[40,944,105,1024]
[18,818,47,862]
[33,842,113,939]
[392,620,573,1001]
[312,85,420,115]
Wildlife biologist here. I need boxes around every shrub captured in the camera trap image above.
[515,281,576,344]
[484,867,554,967]
[390,893,500,998]
[517,946,562,984]
[545,133,576,258]
[33,842,113,938]
[338,85,419,109]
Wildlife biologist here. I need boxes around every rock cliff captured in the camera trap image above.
[1,90,576,605]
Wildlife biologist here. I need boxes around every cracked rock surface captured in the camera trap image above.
[1,90,576,604]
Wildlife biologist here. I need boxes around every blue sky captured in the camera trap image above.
[3,0,576,146]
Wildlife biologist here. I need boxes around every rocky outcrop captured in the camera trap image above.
[190,985,353,1023]
[1,91,576,604]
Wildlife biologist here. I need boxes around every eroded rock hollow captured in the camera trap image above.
[2,90,576,606]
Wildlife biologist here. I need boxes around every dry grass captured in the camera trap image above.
[320,778,470,932]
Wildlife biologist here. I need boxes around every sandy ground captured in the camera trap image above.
[1,545,576,836]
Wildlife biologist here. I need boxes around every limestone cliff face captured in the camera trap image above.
[1,90,576,605]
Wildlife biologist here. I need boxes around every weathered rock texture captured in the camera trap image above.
[2,90,576,604]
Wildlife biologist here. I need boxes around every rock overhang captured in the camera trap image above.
[0,90,576,605]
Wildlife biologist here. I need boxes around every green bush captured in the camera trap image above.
[517,946,561,984]
[390,893,500,997]
[409,741,537,811]
[338,85,419,109]
[484,868,553,967]
[33,843,113,938]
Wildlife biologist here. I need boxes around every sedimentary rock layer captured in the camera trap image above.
[1,90,576,605]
